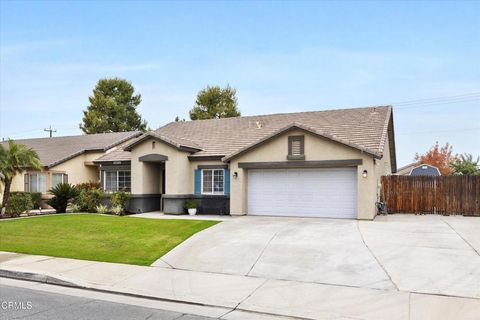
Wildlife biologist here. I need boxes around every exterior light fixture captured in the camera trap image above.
[233,172,238,179]
[362,170,368,178]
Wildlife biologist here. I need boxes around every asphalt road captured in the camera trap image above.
[0,285,216,320]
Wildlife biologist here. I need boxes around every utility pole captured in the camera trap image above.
[44,126,57,138]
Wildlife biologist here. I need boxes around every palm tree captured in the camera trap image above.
[0,140,42,208]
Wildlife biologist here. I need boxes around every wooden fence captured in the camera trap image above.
[381,175,480,216]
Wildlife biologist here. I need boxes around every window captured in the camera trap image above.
[25,173,47,193]
[202,169,224,194]
[118,171,131,191]
[287,136,305,160]
[51,173,68,188]
[104,171,117,191]
[103,170,131,192]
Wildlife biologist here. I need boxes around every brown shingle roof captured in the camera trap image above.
[2,131,141,168]
[94,148,132,163]
[144,105,392,160]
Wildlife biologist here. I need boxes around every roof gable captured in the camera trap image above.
[123,132,202,152]
[222,122,382,162]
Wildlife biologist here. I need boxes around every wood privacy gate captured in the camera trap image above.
[381,175,480,216]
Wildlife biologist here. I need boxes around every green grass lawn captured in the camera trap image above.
[0,214,219,266]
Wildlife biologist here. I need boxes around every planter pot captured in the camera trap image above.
[188,208,197,215]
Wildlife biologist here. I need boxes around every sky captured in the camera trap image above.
[0,1,479,167]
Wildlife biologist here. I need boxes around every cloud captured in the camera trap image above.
[0,39,71,56]
[33,62,161,74]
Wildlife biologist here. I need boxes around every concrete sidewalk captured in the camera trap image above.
[1,252,479,320]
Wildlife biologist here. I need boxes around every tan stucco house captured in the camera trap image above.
[2,106,396,220]
[1,131,141,205]
[112,105,396,220]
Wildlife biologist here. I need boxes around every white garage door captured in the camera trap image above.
[247,168,357,218]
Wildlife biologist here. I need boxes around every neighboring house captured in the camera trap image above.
[113,105,396,220]
[396,163,441,176]
[1,131,142,205]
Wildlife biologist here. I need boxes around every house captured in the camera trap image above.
[3,106,396,219]
[396,163,441,176]
[1,131,142,204]
[106,105,396,220]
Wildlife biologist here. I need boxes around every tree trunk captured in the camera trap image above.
[2,178,12,208]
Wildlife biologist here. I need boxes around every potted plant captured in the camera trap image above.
[184,200,197,215]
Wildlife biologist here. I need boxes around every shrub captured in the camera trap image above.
[30,192,43,208]
[47,183,79,213]
[76,181,101,192]
[111,191,131,213]
[70,203,81,213]
[75,188,104,213]
[184,199,197,209]
[95,204,109,214]
[111,205,123,216]
[10,192,42,209]
[6,193,33,217]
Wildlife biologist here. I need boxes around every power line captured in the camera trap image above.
[392,92,480,105]
[397,127,480,135]
[390,92,480,109]
[395,96,480,107]
[395,97,480,109]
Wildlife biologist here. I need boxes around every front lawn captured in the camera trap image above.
[0,214,219,266]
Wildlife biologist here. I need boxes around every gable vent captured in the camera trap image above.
[291,139,302,155]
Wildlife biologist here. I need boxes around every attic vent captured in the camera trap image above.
[291,139,302,155]
[255,121,262,129]
[287,135,305,160]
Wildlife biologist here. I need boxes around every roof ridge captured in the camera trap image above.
[4,130,141,143]
[157,105,392,127]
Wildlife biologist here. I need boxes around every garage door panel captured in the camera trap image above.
[247,168,357,218]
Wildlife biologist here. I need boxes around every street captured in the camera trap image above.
[0,284,216,320]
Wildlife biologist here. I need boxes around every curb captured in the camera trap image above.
[0,269,80,287]
[0,269,227,308]
[0,269,312,320]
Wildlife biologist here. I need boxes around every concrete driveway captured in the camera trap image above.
[160,216,394,290]
[360,214,480,298]
[157,214,480,299]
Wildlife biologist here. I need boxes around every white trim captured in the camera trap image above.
[201,169,225,195]
[102,170,131,192]
[103,171,106,190]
